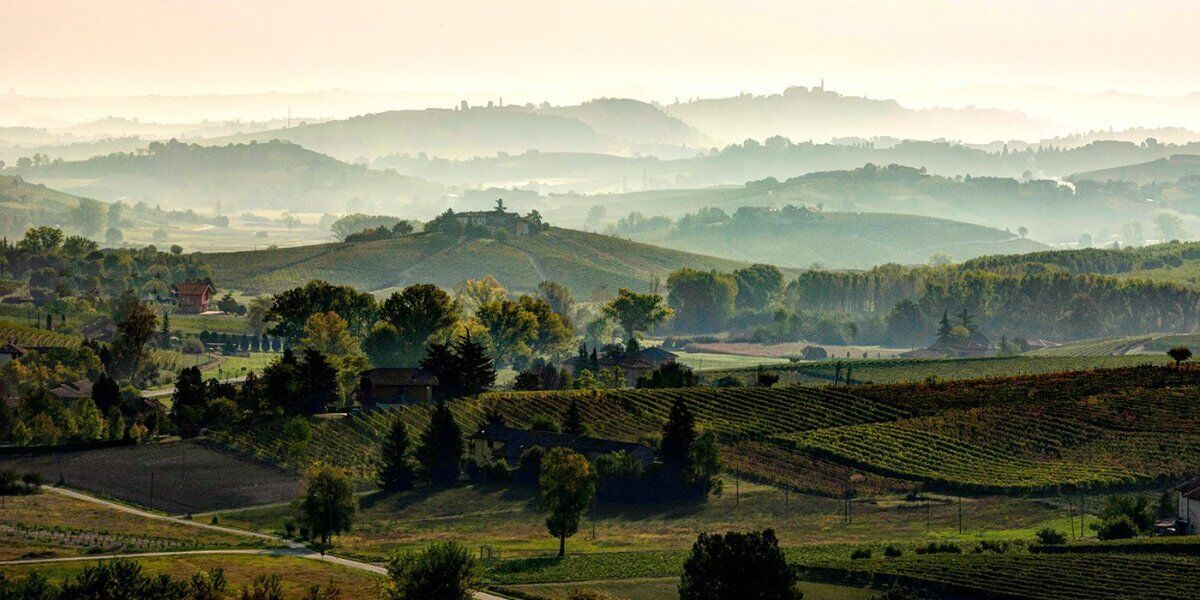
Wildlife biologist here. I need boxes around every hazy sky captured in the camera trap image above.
[3,0,1198,103]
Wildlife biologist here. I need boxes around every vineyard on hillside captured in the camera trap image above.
[0,321,82,349]
[214,365,1200,496]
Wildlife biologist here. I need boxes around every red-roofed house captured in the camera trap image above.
[174,282,214,314]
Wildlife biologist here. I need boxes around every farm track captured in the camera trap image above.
[11,486,507,600]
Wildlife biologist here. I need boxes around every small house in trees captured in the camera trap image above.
[451,199,538,236]
[1170,477,1200,535]
[49,379,93,402]
[356,368,438,407]
[562,346,678,387]
[471,424,656,468]
[0,342,26,365]
[174,282,214,314]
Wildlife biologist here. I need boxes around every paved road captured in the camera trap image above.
[10,486,507,599]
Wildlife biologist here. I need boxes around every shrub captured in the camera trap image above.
[850,548,873,560]
[1094,515,1138,540]
[883,544,903,558]
[1035,527,1067,545]
[385,541,478,600]
[915,541,961,555]
[974,540,1013,554]
[679,529,801,600]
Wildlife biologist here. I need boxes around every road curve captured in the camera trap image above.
[18,485,508,600]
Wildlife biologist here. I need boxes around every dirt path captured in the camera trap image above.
[19,486,507,599]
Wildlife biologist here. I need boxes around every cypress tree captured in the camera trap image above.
[379,418,416,491]
[299,349,338,413]
[563,398,586,436]
[660,397,696,472]
[454,331,496,397]
[416,400,465,486]
[421,341,461,399]
[90,373,122,413]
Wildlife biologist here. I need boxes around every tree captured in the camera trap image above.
[91,373,121,413]
[416,400,465,486]
[379,418,417,492]
[172,366,208,436]
[601,288,672,339]
[636,362,698,388]
[246,296,273,337]
[454,276,508,312]
[71,398,105,440]
[539,447,596,557]
[298,349,339,413]
[661,397,697,472]
[666,269,738,332]
[17,226,64,253]
[111,290,157,378]
[679,529,801,600]
[885,299,925,348]
[537,280,575,317]
[105,226,124,245]
[301,311,369,398]
[519,295,575,358]
[266,280,378,340]
[475,299,538,364]
[385,542,478,600]
[453,330,496,397]
[1168,346,1193,367]
[659,397,721,497]
[1155,211,1188,241]
[379,284,461,366]
[562,398,586,435]
[70,198,108,238]
[733,264,783,311]
[262,350,300,412]
[298,464,357,548]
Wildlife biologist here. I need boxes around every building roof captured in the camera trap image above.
[174,282,214,296]
[360,368,439,387]
[49,379,93,400]
[1177,476,1200,499]
[637,347,677,364]
[472,424,655,462]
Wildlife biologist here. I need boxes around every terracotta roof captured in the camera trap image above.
[174,282,213,295]
[473,425,655,463]
[360,368,439,386]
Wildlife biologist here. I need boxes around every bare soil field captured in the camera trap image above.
[0,441,301,514]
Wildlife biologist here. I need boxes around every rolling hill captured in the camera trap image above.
[202,227,752,297]
[1071,153,1200,184]
[613,209,1047,268]
[15,139,443,214]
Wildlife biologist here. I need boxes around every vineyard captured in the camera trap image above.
[0,320,82,349]
[799,552,1200,600]
[212,364,1200,496]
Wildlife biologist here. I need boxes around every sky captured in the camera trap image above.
[2,0,1198,105]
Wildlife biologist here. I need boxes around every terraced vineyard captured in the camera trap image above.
[800,553,1200,600]
[1029,332,1200,357]
[0,320,82,348]
[215,365,1200,496]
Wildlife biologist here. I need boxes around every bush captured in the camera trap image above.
[1035,527,1067,545]
[386,541,478,600]
[973,540,1013,554]
[850,548,872,560]
[1094,515,1139,540]
[883,544,903,558]
[914,541,961,555]
[679,529,801,600]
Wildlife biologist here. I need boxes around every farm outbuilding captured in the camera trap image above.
[356,368,438,406]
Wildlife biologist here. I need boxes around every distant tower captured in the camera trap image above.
[499,97,503,108]
[460,100,469,111]
[819,78,825,92]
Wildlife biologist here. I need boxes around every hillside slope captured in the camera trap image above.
[17,139,444,214]
[1071,153,1200,184]
[617,210,1046,268]
[203,227,752,296]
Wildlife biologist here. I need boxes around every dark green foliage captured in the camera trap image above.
[562,398,586,435]
[512,371,541,391]
[1093,515,1138,540]
[416,401,465,486]
[385,541,479,600]
[679,529,801,600]
[56,559,194,599]
[90,373,121,413]
[884,544,904,558]
[298,349,338,413]
[914,541,961,554]
[1098,494,1155,533]
[172,366,207,437]
[733,264,783,311]
[379,418,417,491]
[262,349,300,411]
[850,548,872,560]
[1035,527,1067,545]
[420,332,495,400]
[667,268,738,332]
[527,415,560,433]
[378,284,461,367]
[298,464,357,547]
[1168,345,1192,366]
[636,362,698,389]
[266,279,378,340]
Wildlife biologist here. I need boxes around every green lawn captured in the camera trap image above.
[672,351,790,372]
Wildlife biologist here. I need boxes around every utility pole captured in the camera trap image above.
[958,496,963,535]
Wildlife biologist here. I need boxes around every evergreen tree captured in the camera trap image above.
[299,349,338,413]
[90,373,122,413]
[660,397,696,471]
[238,371,263,412]
[416,400,465,486]
[935,310,953,345]
[562,398,586,435]
[159,311,171,348]
[263,349,300,412]
[172,366,207,436]
[454,330,496,397]
[379,418,417,491]
[420,341,461,399]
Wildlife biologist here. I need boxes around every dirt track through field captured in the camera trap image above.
[2,486,506,600]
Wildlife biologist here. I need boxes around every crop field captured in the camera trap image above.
[705,354,1169,387]
[0,491,270,561]
[0,320,82,349]
[496,579,875,600]
[800,552,1200,600]
[0,441,301,514]
[0,554,385,600]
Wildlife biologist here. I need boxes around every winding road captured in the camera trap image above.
[1,486,506,600]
